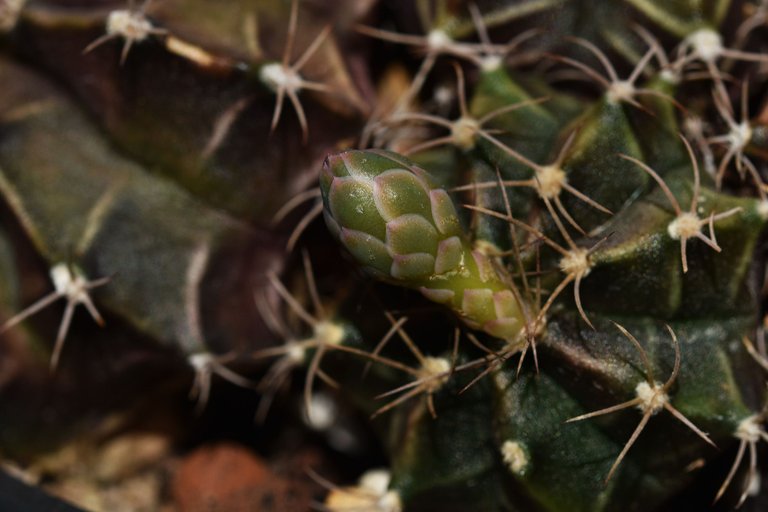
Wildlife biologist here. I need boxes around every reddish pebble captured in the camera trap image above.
[172,443,312,512]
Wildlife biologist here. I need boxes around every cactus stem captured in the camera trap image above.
[619,135,743,273]
[187,352,257,415]
[82,0,168,65]
[566,323,715,483]
[0,263,111,372]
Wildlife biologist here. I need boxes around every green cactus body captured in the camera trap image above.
[0,57,271,355]
[3,1,768,511]
[315,4,768,506]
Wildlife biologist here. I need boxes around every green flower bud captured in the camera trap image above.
[320,149,525,341]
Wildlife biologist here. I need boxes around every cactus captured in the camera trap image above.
[1,0,768,511]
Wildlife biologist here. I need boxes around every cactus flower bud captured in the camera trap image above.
[320,149,525,341]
